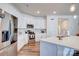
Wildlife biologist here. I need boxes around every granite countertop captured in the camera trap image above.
[40,36,79,51]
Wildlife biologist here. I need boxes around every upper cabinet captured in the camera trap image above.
[47,16,58,37]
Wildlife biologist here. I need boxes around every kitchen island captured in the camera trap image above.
[40,36,79,56]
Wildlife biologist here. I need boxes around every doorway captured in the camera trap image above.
[11,15,18,44]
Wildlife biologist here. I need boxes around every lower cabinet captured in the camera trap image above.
[57,46,64,56]
[40,41,74,56]
[40,41,57,56]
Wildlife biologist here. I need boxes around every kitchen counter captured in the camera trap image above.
[40,36,79,51]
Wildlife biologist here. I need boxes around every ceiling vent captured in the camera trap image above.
[50,18,54,20]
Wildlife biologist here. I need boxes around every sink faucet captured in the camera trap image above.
[57,36,64,40]
[57,35,69,40]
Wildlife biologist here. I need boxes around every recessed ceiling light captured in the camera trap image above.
[36,10,40,14]
[53,11,56,14]
[70,4,76,12]
[73,15,77,19]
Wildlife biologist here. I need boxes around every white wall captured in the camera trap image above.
[69,16,79,35]
[2,13,9,31]
[47,15,79,37]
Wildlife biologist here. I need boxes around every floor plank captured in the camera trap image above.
[18,42,40,56]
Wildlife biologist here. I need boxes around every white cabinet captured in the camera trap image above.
[35,33,46,42]
[18,29,28,51]
[35,33,41,42]
[40,41,57,56]
[40,41,74,56]
[47,16,58,37]
[57,45,64,56]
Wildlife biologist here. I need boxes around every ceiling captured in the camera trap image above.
[12,3,79,16]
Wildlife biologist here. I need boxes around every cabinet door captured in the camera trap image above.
[40,41,57,56]
[47,16,58,37]
[57,45,64,56]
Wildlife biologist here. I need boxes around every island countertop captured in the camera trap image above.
[40,36,79,51]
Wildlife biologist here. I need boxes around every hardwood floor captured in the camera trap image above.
[0,42,17,56]
[0,33,17,56]
[18,42,40,56]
